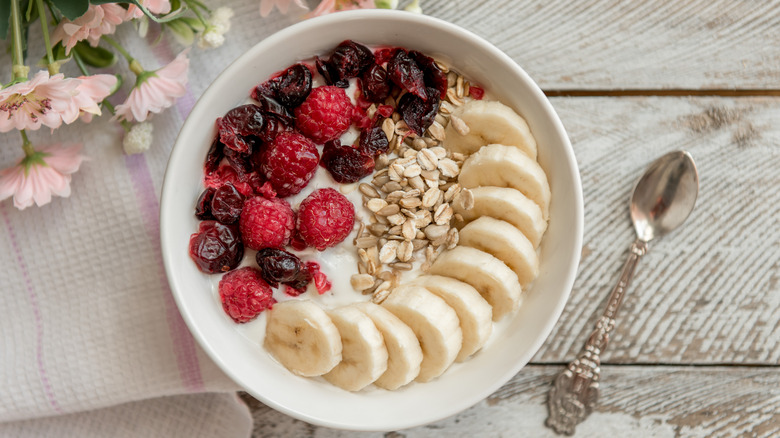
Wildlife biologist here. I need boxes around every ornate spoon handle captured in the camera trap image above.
[545,238,648,435]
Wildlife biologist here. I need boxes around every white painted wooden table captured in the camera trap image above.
[243,1,780,436]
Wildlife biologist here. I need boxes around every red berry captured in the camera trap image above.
[360,63,391,103]
[218,104,265,153]
[259,131,319,197]
[297,188,355,251]
[306,261,331,295]
[239,196,295,250]
[211,183,245,224]
[387,49,427,100]
[321,139,375,183]
[469,86,485,100]
[294,86,353,144]
[189,221,244,274]
[359,125,390,157]
[218,267,276,323]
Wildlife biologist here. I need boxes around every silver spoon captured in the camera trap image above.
[545,150,699,435]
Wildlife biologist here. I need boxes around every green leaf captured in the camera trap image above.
[0,1,10,39]
[51,0,89,20]
[74,41,117,68]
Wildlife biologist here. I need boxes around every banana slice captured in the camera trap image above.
[443,100,537,159]
[381,285,462,382]
[323,306,389,391]
[459,217,540,288]
[429,246,522,321]
[453,186,547,248]
[459,144,551,220]
[352,302,423,390]
[409,275,493,362]
[264,300,342,377]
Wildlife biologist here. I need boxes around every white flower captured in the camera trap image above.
[123,122,154,154]
[198,7,233,49]
[211,7,234,30]
[198,27,226,49]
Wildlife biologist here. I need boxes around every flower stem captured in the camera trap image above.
[36,0,57,74]
[20,130,35,157]
[183,0,209,28]
[10,0,28,80]
[102,36,134,63]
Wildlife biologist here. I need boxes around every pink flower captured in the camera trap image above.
[51,4,128,54]
[126,0,173,19]
[0,72,117,132]
[260,0,309,16]
[114,50,190,123]
[0,144,87,210]
[0,71,79,132]
[73,74,118,122]
[310,0,376,16]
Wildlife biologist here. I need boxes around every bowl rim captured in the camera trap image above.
[161,8,583,431]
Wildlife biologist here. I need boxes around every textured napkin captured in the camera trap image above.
[0,1,301,435]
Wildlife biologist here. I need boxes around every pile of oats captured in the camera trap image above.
[350,66,476,303]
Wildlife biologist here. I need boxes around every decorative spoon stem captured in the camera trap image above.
[545,238,646,435]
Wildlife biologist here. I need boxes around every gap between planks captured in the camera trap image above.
[544,89,780,97]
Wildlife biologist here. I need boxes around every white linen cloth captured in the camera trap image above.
[0,1,302,435]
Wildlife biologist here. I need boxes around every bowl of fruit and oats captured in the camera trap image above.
[160,9,583,431]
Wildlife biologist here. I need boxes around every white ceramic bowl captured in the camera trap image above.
[161,10,582,432]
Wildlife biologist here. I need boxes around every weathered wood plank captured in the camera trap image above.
[534,96,780,365]
[245,365,780,437]
[423,0,780,90]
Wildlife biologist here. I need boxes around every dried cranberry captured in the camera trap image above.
[223,146,253,178]
[374,47,398,65]
[254,94,294,123]
[211,183,245,224]
[204,136,225,176]
[398,86,441,134]
[359,125,389,156]
[189,221,244,274]
[218,105,265,153]
[330,40,374,80]
[252,64,313,109]
[315,56,341,87]
[195,187,216,220]
[387,49,427,100]
[409,51,448,99]
[321,139,375,183]
[360,63,391,103]
[376,105,394,118]
[285,267,312,295]
[257,113,293,144]
[204,165,259,197]
[316,40,374,87]
[469,85,485,100]
[255,248,302,287]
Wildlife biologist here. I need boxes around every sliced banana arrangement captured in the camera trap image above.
[264,97,552,391]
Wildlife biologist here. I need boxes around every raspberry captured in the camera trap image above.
[294,86,353,144]
[239,196,295,250]
[296,188,355,251]
[218,267,275,323]
[259,131,319,197]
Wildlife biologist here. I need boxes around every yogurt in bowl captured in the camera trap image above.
[161,9,582,432]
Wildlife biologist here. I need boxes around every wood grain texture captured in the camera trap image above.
[245,366,780,437]
[423,0,780,90]
[534,96,780,365]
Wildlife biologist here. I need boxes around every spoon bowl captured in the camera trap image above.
[630,151,699,242]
